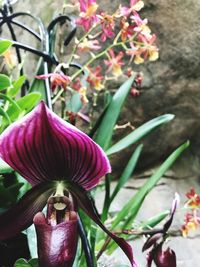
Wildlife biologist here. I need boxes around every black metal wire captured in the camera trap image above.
[11,20,41,41]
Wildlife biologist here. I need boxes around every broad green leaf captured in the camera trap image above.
[111,141,189,230]
[0,106,11,127]
[0,158,13,173]
[66,91,82,113]
[0,74,11,90]
[106,114,175,156]
[94,76,135,150]
[0,93,21,123]
[29,259,39,267]
[0,40,12,55]
[7,75,26,97]
[14,258,38,267]
[17,92,41,113]
[140,210,169,230]
[110,144,143,204]
[14,258,31,267]
[29,58,48,102]
[16,173,31,199]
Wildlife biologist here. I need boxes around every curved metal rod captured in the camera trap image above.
[47,15,71,33]
[11,20,41,41]
[47,15,77,51]
[69,62,85,75]
[0,9,25,92]
[0,12,46,49]
[64,27,77,46]
[2,39,56,64]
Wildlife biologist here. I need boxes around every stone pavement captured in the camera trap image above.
[96,170,200,267]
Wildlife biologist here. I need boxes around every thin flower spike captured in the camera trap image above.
[0,102,136,267]
[0,101,111,190]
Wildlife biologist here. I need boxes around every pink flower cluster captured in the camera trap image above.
[36,0,158,108]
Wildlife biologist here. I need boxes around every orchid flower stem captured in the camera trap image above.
[97,227,165,260]
[78,216,94,267]
[96,237,111,260]
[52,88,64,105]
[68,24,99,65]
[71,34,138,81]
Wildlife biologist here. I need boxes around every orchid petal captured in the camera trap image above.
[65,181,137,267]
[163,193,180,233]
[0,181,56,240]
[34,212,78,267]
[0,101,111,189]
[142,233,163,252]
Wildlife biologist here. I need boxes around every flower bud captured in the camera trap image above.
[154,245,176,267]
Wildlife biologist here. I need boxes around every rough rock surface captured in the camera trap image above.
[112,0,200,175]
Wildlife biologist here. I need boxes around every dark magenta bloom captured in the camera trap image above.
[0,101,136,267]
[142,194,179,267]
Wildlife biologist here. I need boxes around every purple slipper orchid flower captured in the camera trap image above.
[0,101,136,267]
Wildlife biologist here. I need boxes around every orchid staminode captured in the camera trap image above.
[0,101,137,267]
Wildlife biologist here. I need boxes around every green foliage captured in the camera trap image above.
[0,74,11,90]
[0,40,12,55]
[14,258,39,267]
[0,158,13,173]
[0,172,24,208]
[110,144,143,204]
[16,93,41,113]
[106,114,174,156]
[0,74,41,132]
[94,75,135,150]
[111,141,189,230]
[7,75,26,97]
[105,141,189,253]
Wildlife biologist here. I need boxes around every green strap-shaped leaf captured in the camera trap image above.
[17,92,41,113]
[7,75,26,97]
[29,58,48,103]
[14,258,39,267]
[0,93,21,124]
[0,106,11,127]
[111,141,189,230]
[0,40,12,55]
[106,114,175,156]
[0,158,13,173]
[94,75,135,150]
[0,74,11,90]
[110,144,143,204]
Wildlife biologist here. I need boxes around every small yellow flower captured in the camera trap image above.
[79,87,89,104]
[134,55,144,64]
[132,0,144,11]
[148,48,159,61]
[3,49,17,69]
